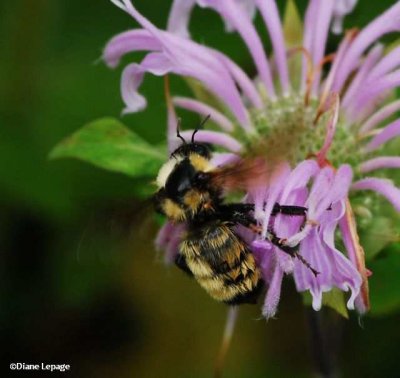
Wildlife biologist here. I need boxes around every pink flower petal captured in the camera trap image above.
[167,0,197,38]
[120,63,147,114]
[155,222,186,264]
[103,29,161,68]
[350,69,400,120]
[177,130,242,152]
[301,0,318,92]
[256,0,290,94]
[110,0,252,126]
[342,44,383,110]
[310,0,335,94]
[364,119,400,152]
[352,177,400,211]
[320,29,357,110]
[369,45,400,80]
[210,53,263,110]
[331,0,358,34]
[359,157,400,173]
[262,258,284,318]
[359,99,400,133]
[333,2,400,93]
[173,97,234,131]
[199,0,276,98]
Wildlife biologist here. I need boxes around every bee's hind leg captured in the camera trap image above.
[272,203,308,217]
[267,231,319,277]
[216,203,318,276]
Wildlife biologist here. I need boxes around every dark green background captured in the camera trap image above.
[1,1,399,376]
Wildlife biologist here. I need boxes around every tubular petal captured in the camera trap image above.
[364,119,400,152]
[262,258,284,319]
[199,0,276,98]
[311,0,335,94]
[301,0,318,92]
[173,97,234,131]
[368,45,400,80]
[332,0,358,34]
[359,99,400,133]
[103,29,161,68]
[332,2,400,92]
[178,130,242,152]
[342,44,383,110]
[256,0,290,94]
[350,69,400,121]
[359,157,400,173]
[167,0,197,38]
[352,178,400,211]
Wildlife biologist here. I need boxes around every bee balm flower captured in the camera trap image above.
[104,0,400,318]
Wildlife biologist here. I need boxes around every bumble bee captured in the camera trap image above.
[154,118,313,305]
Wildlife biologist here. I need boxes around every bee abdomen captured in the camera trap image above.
[181,225,262,304]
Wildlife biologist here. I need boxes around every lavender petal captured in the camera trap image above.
[173,97,234,131]
[333,2,400,92]
[359,157,400,173]
[177,130,242,152]
[364,119,400,152]
[352,178,400,211]
[256,0,290,94]
[167,0,197,38]
[103,29,161,68]
[199,0,276,98]
[359,99,400,133]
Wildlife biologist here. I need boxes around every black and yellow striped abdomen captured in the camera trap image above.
[180,223,262,304]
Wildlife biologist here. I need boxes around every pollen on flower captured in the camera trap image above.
[241,95,363,170]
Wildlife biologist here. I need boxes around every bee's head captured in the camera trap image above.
[170,115,212,159]
[171,142,211,160]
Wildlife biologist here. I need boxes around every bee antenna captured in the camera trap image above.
[191,114,211,143]
[176,118,186,144]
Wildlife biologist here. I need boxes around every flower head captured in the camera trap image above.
[104,0,400,318]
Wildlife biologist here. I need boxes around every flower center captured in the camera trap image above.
[238,96,363,169]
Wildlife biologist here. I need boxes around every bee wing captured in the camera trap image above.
[76,197,156,263]
[208,157,271,192]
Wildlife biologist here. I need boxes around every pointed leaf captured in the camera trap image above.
[49,117,166,178]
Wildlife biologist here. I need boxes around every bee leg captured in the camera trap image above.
[175,253,194,277]
[267,231,319,277]
[216,203,255,225]
[216,204,318,276]
[272,203,308,217]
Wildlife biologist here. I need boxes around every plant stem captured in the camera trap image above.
[214,306,239,378]
[307,308,344,378]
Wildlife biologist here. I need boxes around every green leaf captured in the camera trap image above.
[369,247,400,316]
[302,289,349,319]
[359,216,398,260]
[49,117,166,178]
[321,289,349,319]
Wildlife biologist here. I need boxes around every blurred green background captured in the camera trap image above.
[1,0,400,377]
